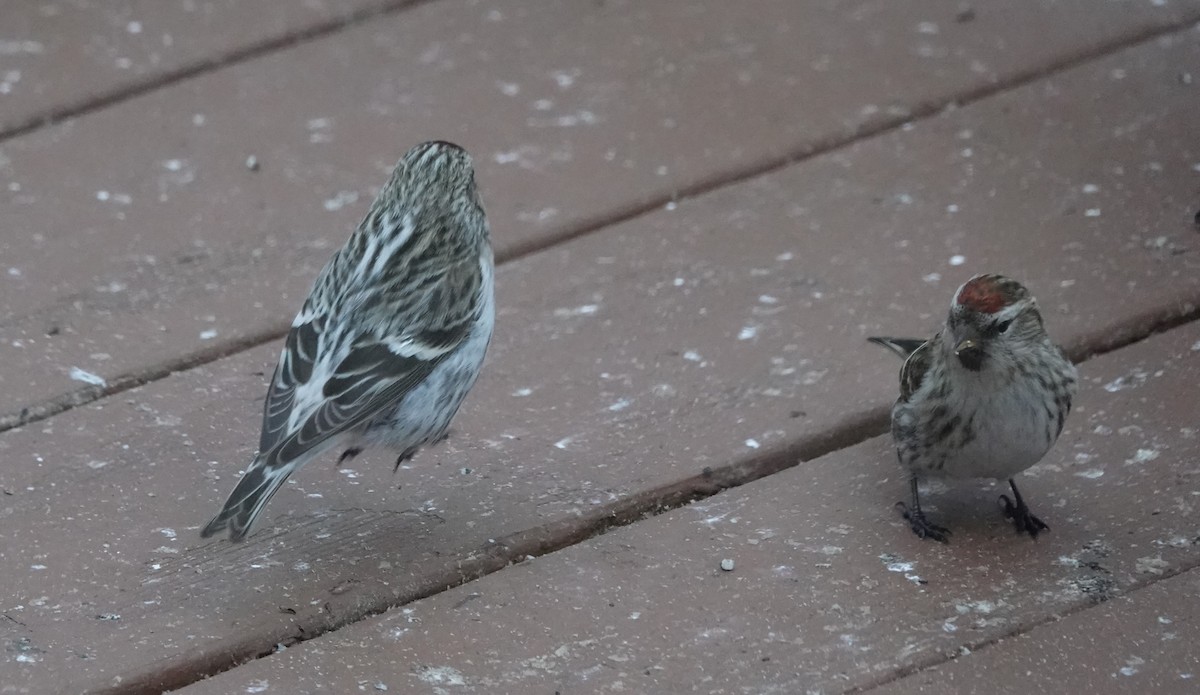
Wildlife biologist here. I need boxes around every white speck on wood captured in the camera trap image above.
[414,666,466,686]
[0,40,45,55]
[323,190,359,211]
[553,304,599,318]
[69,367,106,387]
[1136,556,1169,575]
[1125,448,1160,465]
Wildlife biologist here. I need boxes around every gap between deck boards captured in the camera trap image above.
[4,15,1198,439]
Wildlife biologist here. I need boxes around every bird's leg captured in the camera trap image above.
[896,476,951,543]
[999,479,1049,539]
[337,448,362,466]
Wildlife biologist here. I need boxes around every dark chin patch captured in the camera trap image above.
[957,350,984,372]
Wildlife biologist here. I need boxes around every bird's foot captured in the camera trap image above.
[999,494,1049,539]
[337,448,362,466]
[896,501,951,543]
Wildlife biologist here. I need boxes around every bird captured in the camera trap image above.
[201,140,495,542]
[869,274,1077,542]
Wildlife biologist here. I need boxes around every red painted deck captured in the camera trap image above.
[1,2,1198,693]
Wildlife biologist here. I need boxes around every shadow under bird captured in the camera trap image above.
[869,274,1077,542]
[202,141,495,542]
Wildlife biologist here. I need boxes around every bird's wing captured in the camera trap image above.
[898,336,936,402]
[257,252,484,467]
[866,336,928,359]
[1054,344,1075,436]
[264,339,439,467]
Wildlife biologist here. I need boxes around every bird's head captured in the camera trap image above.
[361,140,487,246]
[388,139,472,205]
[943,274,1045,372]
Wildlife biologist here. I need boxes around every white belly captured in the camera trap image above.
[896,373,1059,481]
[940,384,1054,479]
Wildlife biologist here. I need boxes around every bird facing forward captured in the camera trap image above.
[202,141,494,542]
[869,274,1077,542]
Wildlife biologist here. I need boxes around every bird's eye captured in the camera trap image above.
[996,319,1013,333]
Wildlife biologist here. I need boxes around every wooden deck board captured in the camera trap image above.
[0,0,408,136]
[0,23,1198,693]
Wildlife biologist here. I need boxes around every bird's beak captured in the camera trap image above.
[953,337,984,372]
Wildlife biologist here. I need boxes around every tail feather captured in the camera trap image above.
[200,456,296,542]
[867,336,927,359]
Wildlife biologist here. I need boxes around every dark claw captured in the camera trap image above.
[999,494,1049,539]
[337,448,362,466]
[392,447,419,473]
[896,501,951,543]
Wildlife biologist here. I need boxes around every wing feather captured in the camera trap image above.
[898,337,935,402]
[866,336,928,360]
[258,314,326,453]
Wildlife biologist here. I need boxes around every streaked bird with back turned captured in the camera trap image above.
[202,140,494,542]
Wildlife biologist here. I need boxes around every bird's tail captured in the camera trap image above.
[867,336,928,359]
[200,455,296,542]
